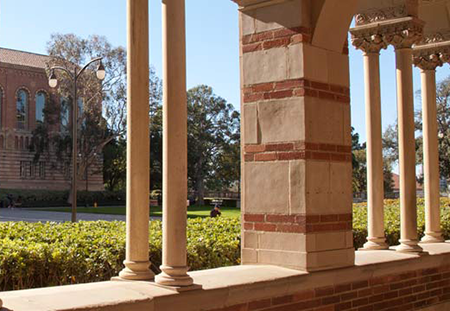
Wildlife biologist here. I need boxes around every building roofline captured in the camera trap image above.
[0,46,49,58]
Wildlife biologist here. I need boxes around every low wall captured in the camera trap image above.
[2,243,450,311]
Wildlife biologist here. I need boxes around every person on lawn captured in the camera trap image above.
[210,204,222,218]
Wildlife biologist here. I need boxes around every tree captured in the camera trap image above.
[148,68,163,191]
[351,127,367,193]
[415,77,450,184]
[352,127,394,195]
[31,34,127,198]
[102,67,162,191]
[187,85,240,205]
[103,138,126,191]
[382,122,398,167]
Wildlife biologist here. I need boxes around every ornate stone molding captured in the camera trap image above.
[413,40,450,70]
[413,53,443,70]
[419,31,450,45]
[385,28,423,49]
[351,34,388,54]
[351,17,424,52]
[355,5,407,26]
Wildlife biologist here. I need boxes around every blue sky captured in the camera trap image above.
[1,0,449,144]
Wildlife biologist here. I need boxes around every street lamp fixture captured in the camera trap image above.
[49,70,58,88]
[48,57,105,222]
[96,61,106,81]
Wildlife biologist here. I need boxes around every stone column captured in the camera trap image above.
[118,0,154,280]
[352,34,388,250]
[389,29,424,253]
[414,52,444,243]
[155,0,193,287]
[239,1,354,272]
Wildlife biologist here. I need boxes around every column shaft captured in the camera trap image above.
[421,69,444,243]
[155,0,193,287]
[395,48,423,253]
[362,52,388,250]
[119,0,154,280]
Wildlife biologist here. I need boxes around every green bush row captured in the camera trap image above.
[2,198,449,291]
[0,217,240,291]
[0,189,126,208]
[353,197,450,249]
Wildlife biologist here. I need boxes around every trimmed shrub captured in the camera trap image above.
[0,217,240,291]
[3,198,450,291]
[353,197,450,249]
[0,189,126,208]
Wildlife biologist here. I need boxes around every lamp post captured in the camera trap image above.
[49,58,106,222]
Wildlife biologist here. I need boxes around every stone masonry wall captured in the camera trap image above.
[240,0,354,271]
[209,264,450,311]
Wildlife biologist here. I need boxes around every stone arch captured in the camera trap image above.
[311,0,359,52]
[15,86,31,97]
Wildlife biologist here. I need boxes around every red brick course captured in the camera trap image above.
[242,78,350,104]
[209,265,450,311]
[243,213,352,234]
[244,141,352,163]
[241,26,311,54]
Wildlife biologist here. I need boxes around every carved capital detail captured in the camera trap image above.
[413,53,443,70]
[351,34,388,54]
[350,17,424,52]
[384,21,424,49]
[413,41,450,70]
[440,52,450,63]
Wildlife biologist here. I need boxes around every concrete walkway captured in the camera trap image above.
[0,208,139,223]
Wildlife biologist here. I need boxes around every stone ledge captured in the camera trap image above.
[2,243,450,310]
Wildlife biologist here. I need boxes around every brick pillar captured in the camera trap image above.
[239,1,354,271]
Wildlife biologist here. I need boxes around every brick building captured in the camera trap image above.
[0,48,103,191]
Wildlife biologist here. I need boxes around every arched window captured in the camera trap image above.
[16,89,29,129]
[35,91,47,124]
[60,97,70,131]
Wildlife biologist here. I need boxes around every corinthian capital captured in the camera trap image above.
[413,40,450,70]
[351,34,388,54]
[351,17,424,52]
[413,53,443,71]
[440,52,450,64]
[385,28,423,49]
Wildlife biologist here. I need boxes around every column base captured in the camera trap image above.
[155,265,194,287]
[153,282,202,292]
[359,238,389,251]
[420,232,445,244]
[117,260,154,281]
[390,239,426,254]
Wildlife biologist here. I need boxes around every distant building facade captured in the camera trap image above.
[0,48,103,191]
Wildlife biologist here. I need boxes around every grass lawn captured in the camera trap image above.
[37,205,241,218]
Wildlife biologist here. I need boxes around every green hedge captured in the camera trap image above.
[0,189,126,208]
[353,197,450,249]
[0,217,240,291]
[3,198,450,291]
